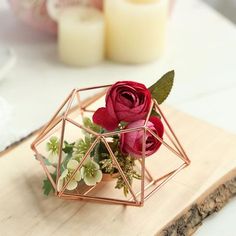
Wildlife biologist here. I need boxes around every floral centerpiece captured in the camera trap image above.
[31,71,190,206]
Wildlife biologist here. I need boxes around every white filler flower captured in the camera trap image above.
[81,159,102,186]
[57,160,81,191]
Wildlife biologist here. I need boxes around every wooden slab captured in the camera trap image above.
[0,106,236,236]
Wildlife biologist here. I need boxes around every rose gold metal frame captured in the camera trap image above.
[31,85,190,207]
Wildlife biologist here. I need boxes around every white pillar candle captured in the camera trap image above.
[105,0,169,64]
[58,7,105,67]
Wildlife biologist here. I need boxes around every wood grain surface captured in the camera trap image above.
[0,106,236,236]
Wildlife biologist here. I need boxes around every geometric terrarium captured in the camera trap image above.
[31,71,190,207]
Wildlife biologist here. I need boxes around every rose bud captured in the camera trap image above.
[120,117,164,158]
[93,81,152,131]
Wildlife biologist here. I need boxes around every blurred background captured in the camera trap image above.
[204,0,236,23]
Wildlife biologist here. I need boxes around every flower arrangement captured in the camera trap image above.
[31,71,190,206]
[43,71,169,194]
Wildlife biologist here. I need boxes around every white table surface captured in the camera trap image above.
[0,0,236,235]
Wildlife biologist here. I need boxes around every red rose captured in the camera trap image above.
[93,81,152,131]
[120,117,164,158]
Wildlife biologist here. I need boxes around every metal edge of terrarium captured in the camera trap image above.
[31,86,109,149]
[58,136,101,197]
[31,89,76,148]
[30,84,191,206]
[154,100,191,165]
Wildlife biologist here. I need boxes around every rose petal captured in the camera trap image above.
[93,107,119,131]
[120,117,164,158]
[149,116,164,138]
[106,97,118,121]
[116,111,147,122]
[106,81,151,121]
[118,91,136,107]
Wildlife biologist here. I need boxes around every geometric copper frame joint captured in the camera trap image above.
[31,85,190,207]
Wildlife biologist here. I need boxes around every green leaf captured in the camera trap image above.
[42,175,56,196]
[62,141,75,155]
[150,109,161,118]
[43,158,52,166]
[35,154,53,166]
[93,142,109,162]
[83,117,101,133]
[61,153,72,171]
[149,70,175,104]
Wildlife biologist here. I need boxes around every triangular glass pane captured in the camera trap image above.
[139,107,188,198]
[57,130,141,204]
[56,119,101,196]
[78,138,141,204]
[153,103,189,163]
[35,91,75,143]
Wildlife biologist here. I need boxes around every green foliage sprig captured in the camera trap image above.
[149,70,174,104]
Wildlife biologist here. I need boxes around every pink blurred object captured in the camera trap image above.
[8,0,173,34]
[169,0,176,15]
[8,0,103,34]
[91,0,103,10]
[8,0,57,34]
